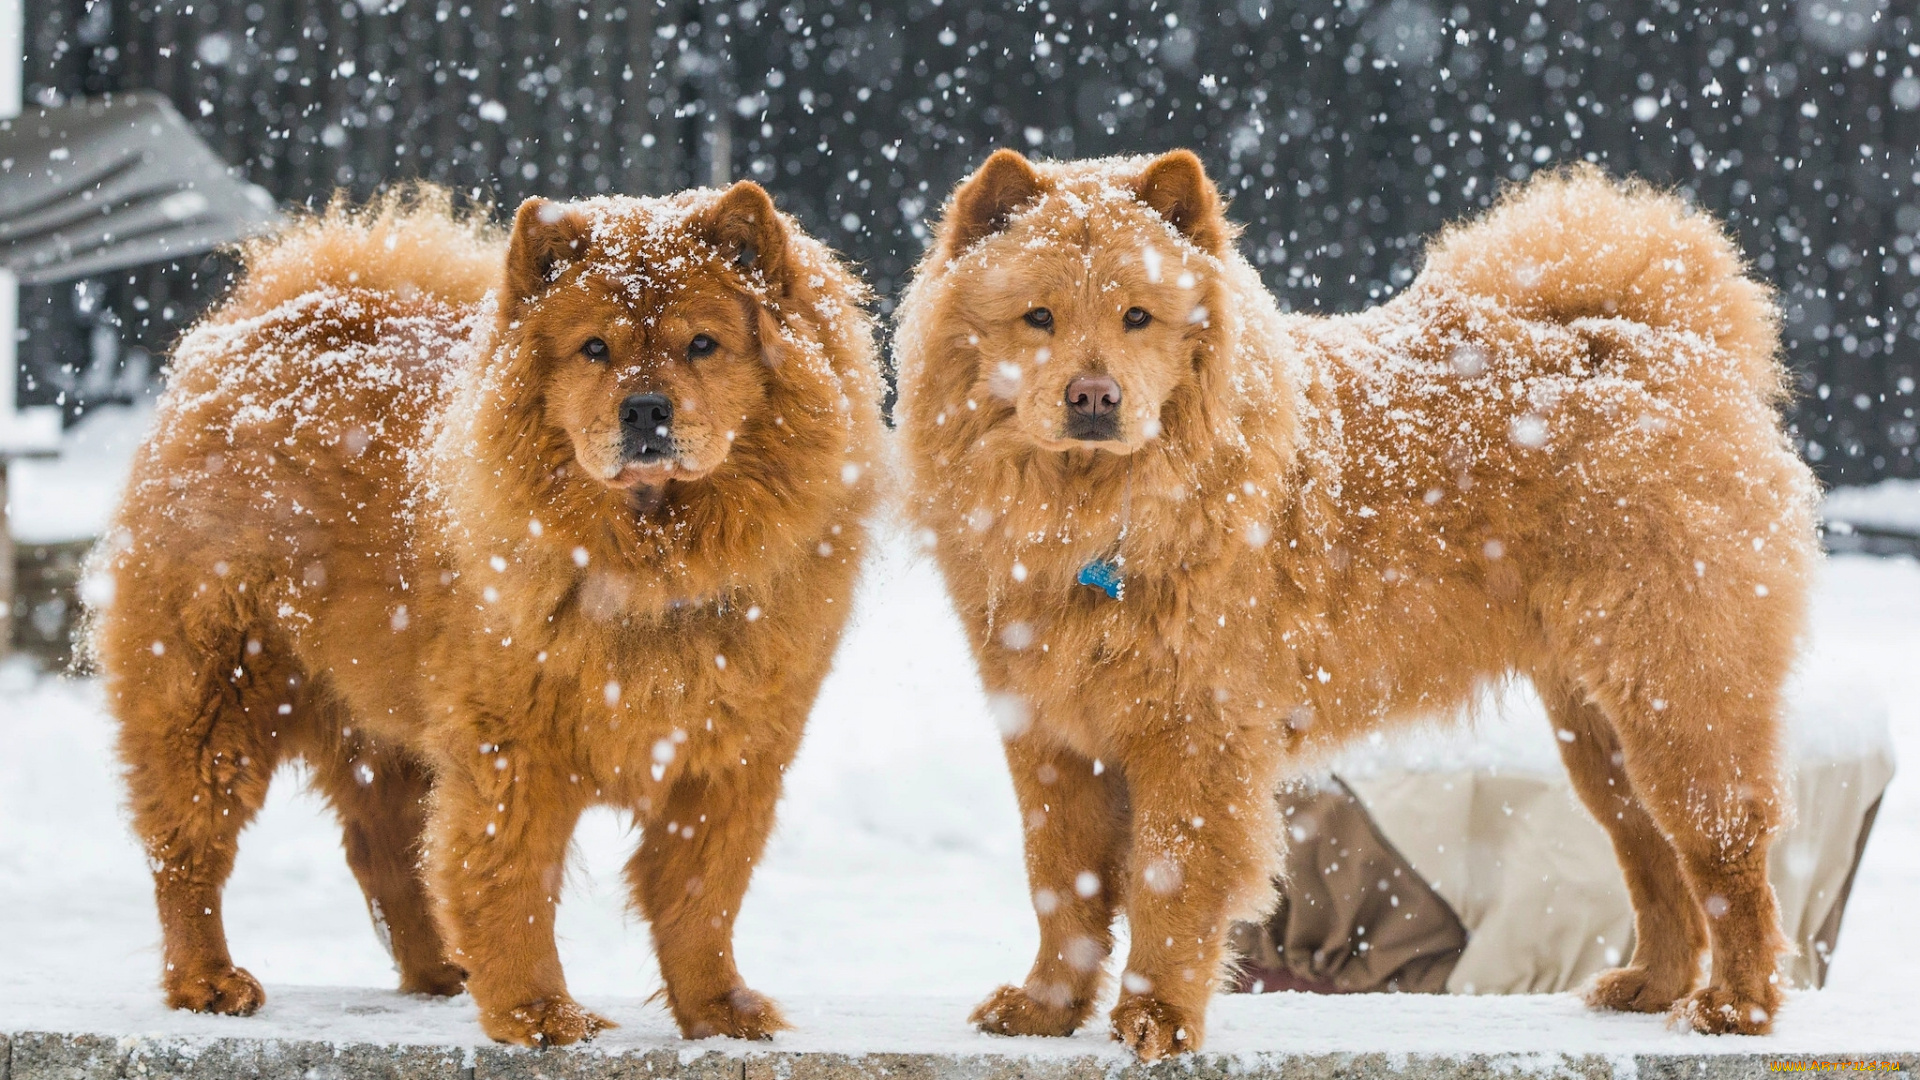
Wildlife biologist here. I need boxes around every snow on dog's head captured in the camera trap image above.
[432,183,882,612]
[905,150,1240,456]
[500,183,799,496]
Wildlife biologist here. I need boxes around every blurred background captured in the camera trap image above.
[5,0,1917,662]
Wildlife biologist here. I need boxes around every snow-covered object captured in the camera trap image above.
[7,401,154,545]
[0,994,1917,1071]
[1333,663,1892,780]
[1823,479,1920,538]
[0,93,278,285]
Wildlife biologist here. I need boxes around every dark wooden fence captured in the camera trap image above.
[20,0,1920,486]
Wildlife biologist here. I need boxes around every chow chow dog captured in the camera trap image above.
[895,151,1813,1057]
[87,182,882,1044]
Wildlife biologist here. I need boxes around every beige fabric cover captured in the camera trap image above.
[1344,770,1631,994]
[1232,778,1466,994]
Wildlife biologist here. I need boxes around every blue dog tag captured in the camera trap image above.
[1077,558,1125,600]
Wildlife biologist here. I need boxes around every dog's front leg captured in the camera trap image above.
[970,733,1129,1037]
[627,748,793,1040]
[425,746,604,1046]
[1107,717,1280,1060]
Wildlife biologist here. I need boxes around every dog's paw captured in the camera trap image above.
[483,995,614,1047]
[1673,985,1778,1035]
[1109,996,1200,1060]
[399,961,467,998]
[969,983,1086,1038]
[1586,965,1691,1014]
[679,987,790,1040]
[165,965,265,1016]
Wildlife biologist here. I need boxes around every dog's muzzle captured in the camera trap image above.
[620,393,676,463]
[1064,374,1121,441]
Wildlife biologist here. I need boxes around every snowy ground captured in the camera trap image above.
[1,412,1917,1053]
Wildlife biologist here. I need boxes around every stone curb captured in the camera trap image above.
[4,1033,1915,1080]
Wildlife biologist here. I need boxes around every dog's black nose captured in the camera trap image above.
[621,393,674,460]
[1065,374,1121,418]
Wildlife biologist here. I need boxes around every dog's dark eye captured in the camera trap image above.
[688,334,719,359]
[1123,307,1152,329]
[581,338,609,361]
[1024,308,1053,330]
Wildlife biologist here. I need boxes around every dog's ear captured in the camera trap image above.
[705,180,789,289]
[1136,150,1226,253]
[944,149,1046,255]
[706,181,792,364]
[505,197,589,305]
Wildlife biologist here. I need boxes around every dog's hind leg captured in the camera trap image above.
[108,622,290,1015]
[1550,621,1792,1035]
[1534,671,1707,1013]
[309,730,465,997]
[970,734,1128,1039]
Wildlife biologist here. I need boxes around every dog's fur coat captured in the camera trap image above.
[88,183,882,1044]
[895,152,1814,1057]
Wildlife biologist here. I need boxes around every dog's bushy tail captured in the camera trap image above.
[1423,164,1784,401]
[221,183,505,320]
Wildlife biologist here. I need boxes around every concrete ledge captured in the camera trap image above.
[7,989,1915,1080]
[6,1033,1917,1080]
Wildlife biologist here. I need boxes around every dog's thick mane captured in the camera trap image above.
[428,190,882,621]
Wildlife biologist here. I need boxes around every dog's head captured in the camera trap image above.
[922,149,1232,455]
[447,182,879,610]
[503,182,795,506]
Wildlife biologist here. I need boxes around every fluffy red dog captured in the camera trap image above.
[88,183,882,1044]
[896,152,1814,1057]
